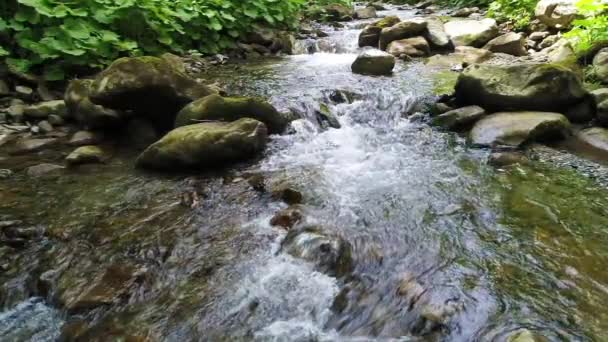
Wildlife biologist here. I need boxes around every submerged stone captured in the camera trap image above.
[136,118,268,170]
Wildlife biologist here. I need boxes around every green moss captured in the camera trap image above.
[431,70,459,95]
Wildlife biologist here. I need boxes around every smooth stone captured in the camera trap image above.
[444,18,498,47]
[66,146,108,166]
[387,36,430,58]
[15,86,33,96]
[23,100,67,119]
[483,32,527,56]
[470,111,570,147]
[423,17,451,49]
[69,131,104,146]
[591,88,608,126]
[136,118,268,170]
[352,50,395,76]
[10,138,58,155]
[26,163,65,177]
[432,105,486,130]
[529,31,550,41]
[379,19,428,50]
[37,120,53,133]
[593,48,608,84]
[358,16,401,48]
[577,127,608,154]
[47,114,64,126]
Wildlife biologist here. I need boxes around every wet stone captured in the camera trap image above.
[66,145,108,166]
[68,130,104,146]
[270,206,304,229]
[9,138,58,155]
[38,120,53,134]
[26,163,65,177]
[271,184,303,205]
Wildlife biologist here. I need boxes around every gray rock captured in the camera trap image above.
[354,6,377,19]
[47,114,64,126]
[483,32,527,56]
[68,131,104,146]
[543,39,576,63]
[66,146,108,166]
[535,0,578,28]
[15,86,33,96]
[529,31,550,41]
[577,127,608,154]
[10,138,58,155]
[0,80,9,96]
[539,35,559,49]
[358,16,401,48]
[26,163,65,177]
[452,7,479,17]
[23,100,67,119]
[432,105,486,129]
[444,18,498,47]
[423,17,451,49]
[593,48,608,84]
[136,118,268,170]
[470,111,571,147]
[387,36,430,58]
[379,19,427,50]
[352,50,395,76]
[591,88,608,126]
[37,120,53,134]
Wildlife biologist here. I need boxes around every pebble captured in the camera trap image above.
[38,120,53,133]
[15,85,33,96]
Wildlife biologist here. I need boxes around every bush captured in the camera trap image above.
[487,0,537,30]
[565,0,608,55]
[0,0,350,80]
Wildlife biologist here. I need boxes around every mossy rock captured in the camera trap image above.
[358,16,401,48]
[136,118,268,170]
[455,63,588,113]
[89,56,217,129]
[175,94,289,134]
[65,79,123,128]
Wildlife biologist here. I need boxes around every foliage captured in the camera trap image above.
[564,0,608,54]
[487,0,537,30]
[0,0,350,80]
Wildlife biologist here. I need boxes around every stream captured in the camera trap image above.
[2,6,608,342]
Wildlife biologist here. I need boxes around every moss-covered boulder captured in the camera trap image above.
[175,94,289,134]
[89,56,216,128]
[379,19,428,50]
[352,50,395,76]
[469,111,571,147]
[66,146,108,166]
[444,18,498,47]
[358,16,401,48]
[455,63,588,113]
[136,118,268,170]
[65,79,123,128]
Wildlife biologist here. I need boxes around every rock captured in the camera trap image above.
[564,96,595,123]
[444,18,499,47]
[358,16,401,48]
[507,329,547,342]
[7,103,25,121]
[324,4,354,22]
[593,48,608,84]
[455,63,587,112]
[456,46,493,65]
[10,138,58,155]
[175,94,289,134]
[354,6,377,19]
[352,50,395,76]
[529,31,550,41]
[136,118,268,170]
[89,56,216,128]
[0,169,13,180]
[271,185,303,205]
[368,2,387,10]
[591,88,608,125]
[379,19,427,50]
[270,206,304,229]
[0,114,6,123]
[66,146,108,166]
[543,39,576,63]
[47,114,64,126]
[423,17,451,49]
[69,131,104,146]
[535,0,578,28]
[127,119,159,148]
[316,103,341,129]
[0,80,9,95]
[26,163,65,177]
[577,127,608,154]
[65,79,123,128]
[469,111,570,147]
[37,120,53,134]
[452,7,479,17]
[281,226,353,277]
[15,85,33,97]
[387,37,430,58]
[483,33,527,56]
[244,27,277,46]
[432,105,486,129]
[415,0,433,9]
[23,100,68,120]
[489,151,529,167]
[61,264,139,313]
[539,35,559,49]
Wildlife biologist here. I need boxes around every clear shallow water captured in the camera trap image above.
[2,5,608,342]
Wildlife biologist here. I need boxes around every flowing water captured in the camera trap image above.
[2,6,608,342]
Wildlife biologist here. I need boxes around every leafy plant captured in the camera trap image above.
[0,0,356,80]
[487,0,537,30]
[565,0,608,54]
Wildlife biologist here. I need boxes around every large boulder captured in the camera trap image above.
[136,118,268,170]
[455,63,588,113]
[65,79,124,128]
[386,37,430,58]
[535,0,578,28]
[593,48,608,84]
[352,50,395,75]
[469,111,570,147]
[432,105,486,130]
[175,94,289,134]
[444,18,498,47]
[354,6,377,19]
[423,17,451,49]
[577,127,608,154]
[358,16,401,48]
[379,19,428,50]
[592,88,608,125]
[89,56,216,128]
[483,33,527,56]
